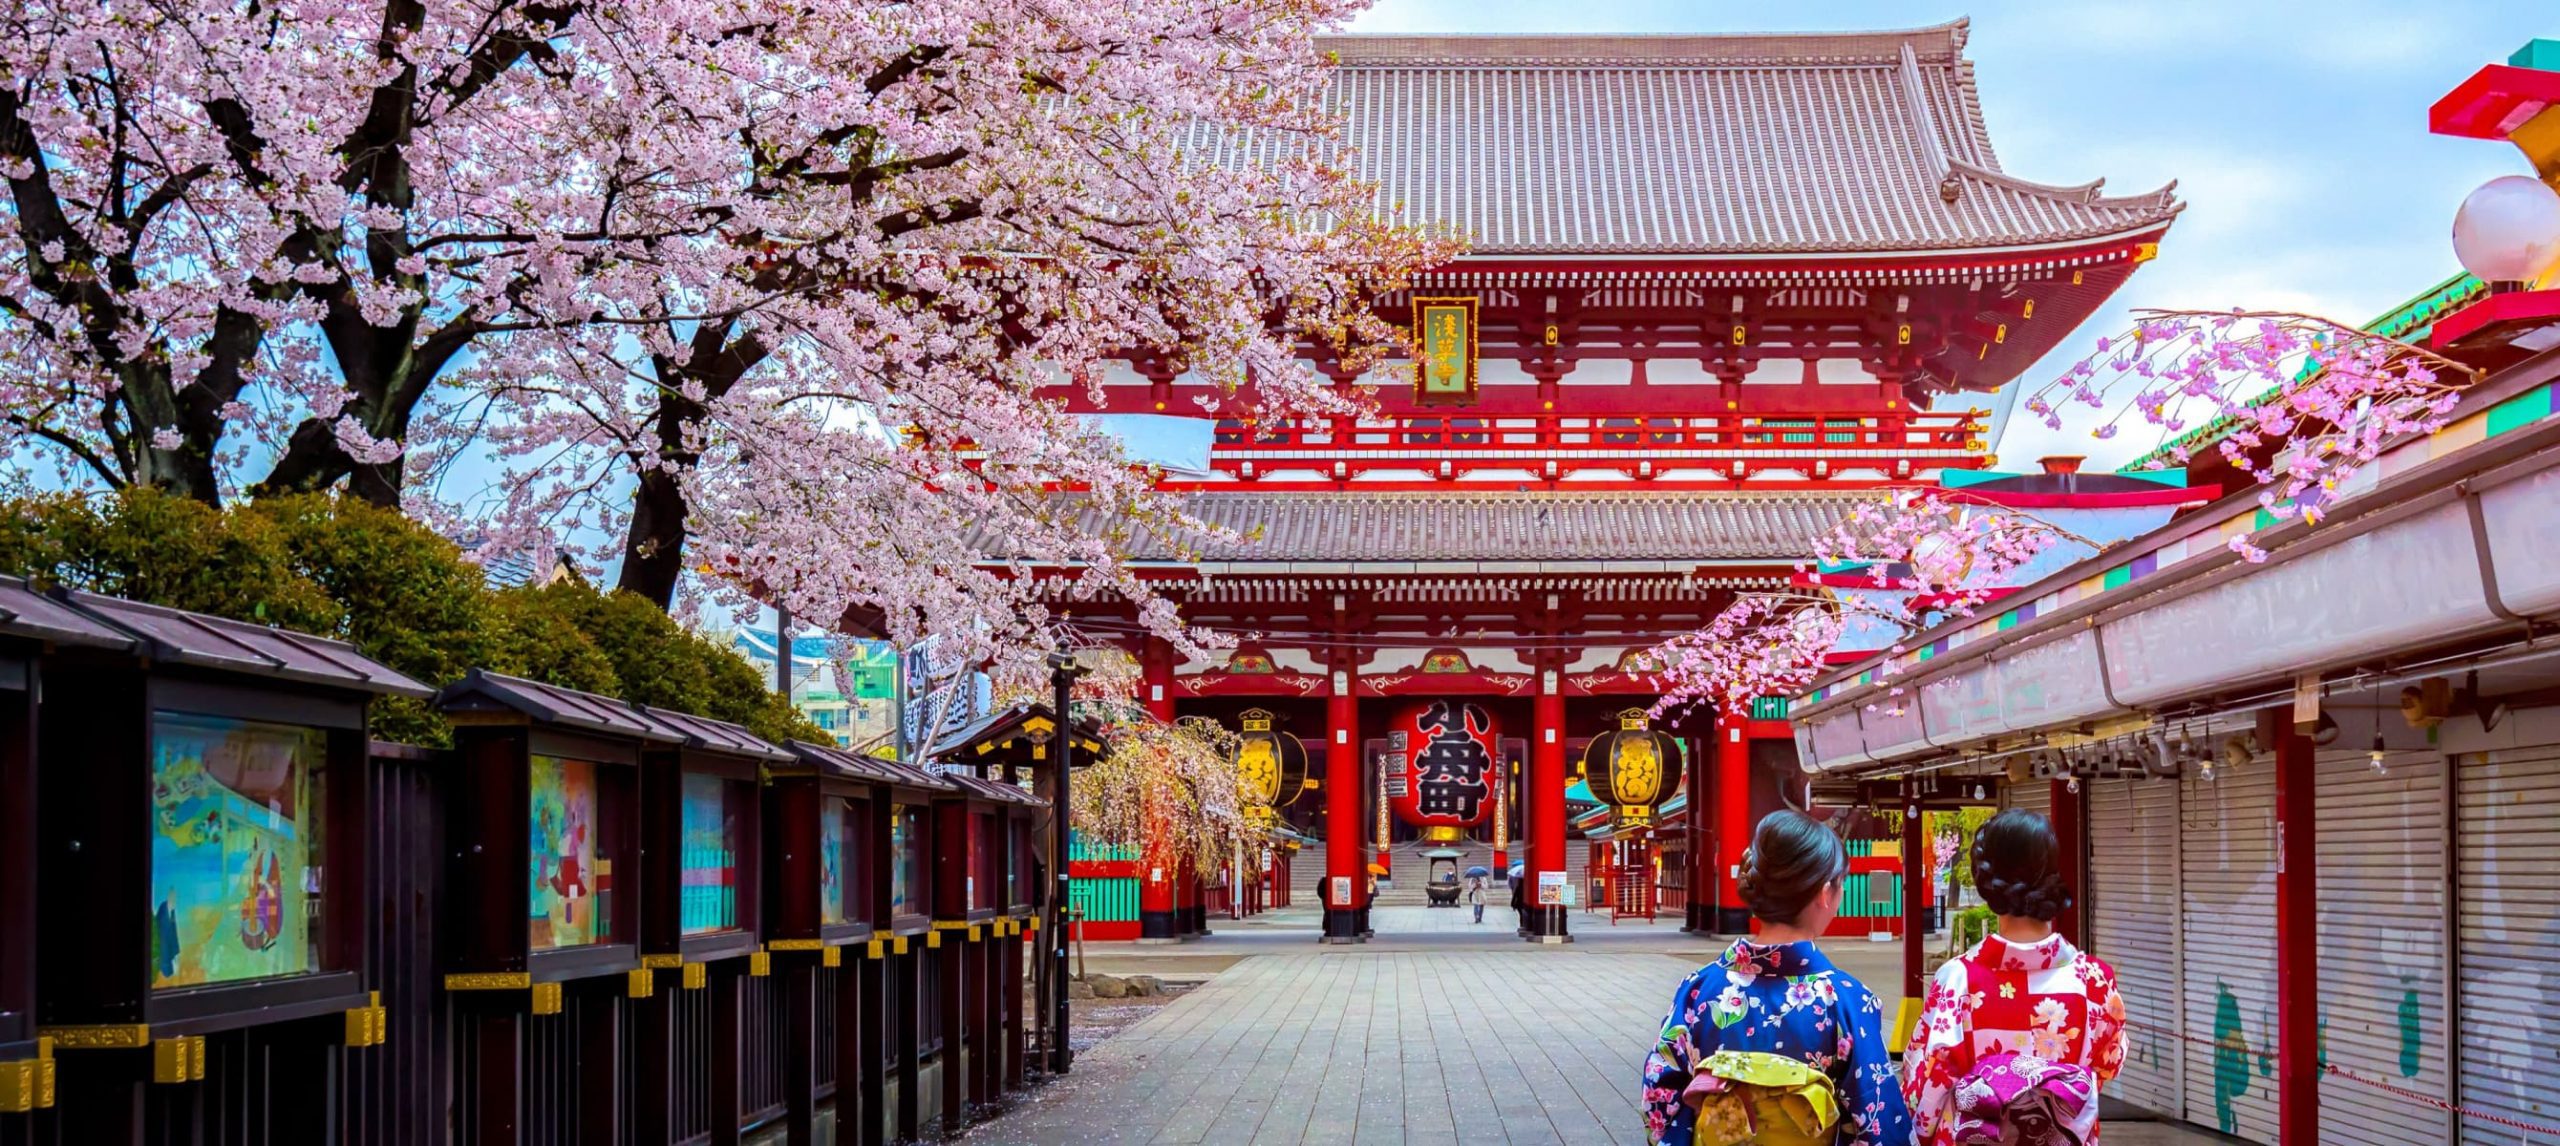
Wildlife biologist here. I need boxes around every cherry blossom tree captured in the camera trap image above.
[1651,309,2476,715]
[1067,711,1256,881]
[0,1,746,505]
[407,0,1447,673]
[5,0,1448,680]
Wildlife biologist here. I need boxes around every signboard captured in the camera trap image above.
[1536,870,1570,907]
[1330,876,1354,907]
[1412,296,1481,405]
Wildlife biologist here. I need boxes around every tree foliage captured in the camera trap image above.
[1068,712,1254,878]
[0,489,818,746]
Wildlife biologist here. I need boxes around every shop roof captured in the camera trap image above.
[61,588,432,698]
[636,705,793,763]
[434,669,680,742]
[0,577,132,650]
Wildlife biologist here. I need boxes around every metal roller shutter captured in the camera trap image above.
[2005,777,2052,819]
[2085,775,2181,1119]
[2180,759,2279,1144]
[2313,749,2450,1146]
[2456,745,2560,1141]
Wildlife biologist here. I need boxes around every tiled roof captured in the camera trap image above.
[435,669,681,742]
[0,577,132,649]
[637,705,793,763]
[63,589,433,697]
[1199,21,2179,255]
[1084,491,1883,563]
[785,739,914,785]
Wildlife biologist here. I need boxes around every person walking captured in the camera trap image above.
[1465,872,1487,923]
[1902,809,2125,1145]
[1640,810,1909,1145]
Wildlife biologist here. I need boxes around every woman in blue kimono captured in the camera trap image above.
[1641,810,1911,1145]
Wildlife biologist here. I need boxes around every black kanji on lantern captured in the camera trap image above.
[1412,700,1493,821]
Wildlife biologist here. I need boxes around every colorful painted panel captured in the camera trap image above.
[890,804,926,917]
[819,796,851,926]
[680,774,741,935]
[150,713,327,989]
[529,755,607,949]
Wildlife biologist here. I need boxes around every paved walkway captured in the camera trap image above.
[981,906,2227,1145]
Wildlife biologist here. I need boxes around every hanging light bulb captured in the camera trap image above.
[2065,776,2080,795]
[2368,680,2390,774]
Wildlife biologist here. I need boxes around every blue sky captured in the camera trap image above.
[1351,0,2553,467]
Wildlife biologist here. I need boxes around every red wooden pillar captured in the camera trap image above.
[1137,638,1181,941]
[1323,655,1364,942]
[1682,725,1711,932]
[2049,777,2084,946]
[1529,670,1569,942]
[1901,781,1927,1005]
[2272,714,2321,1143]
[1714,713,1752,934]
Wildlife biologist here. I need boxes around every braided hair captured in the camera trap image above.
[1970,808,2073,920]
[1734,809,1849,925]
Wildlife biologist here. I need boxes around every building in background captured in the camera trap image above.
[729,630,901,750]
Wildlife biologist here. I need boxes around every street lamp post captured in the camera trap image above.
[1045,648,1084,1076]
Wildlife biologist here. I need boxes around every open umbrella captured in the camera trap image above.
[1506,863,1524,879]
[1366,862,1388,875]
[1465,865,1491,878]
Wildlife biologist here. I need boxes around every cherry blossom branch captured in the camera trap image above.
[2026,308,2475,560]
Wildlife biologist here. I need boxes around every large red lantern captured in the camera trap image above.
[1383,699,1500,842]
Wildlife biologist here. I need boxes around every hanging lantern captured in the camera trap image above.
[1232,708,1308,829]
[1580,708,1683,830]
[1383,699,1500,842]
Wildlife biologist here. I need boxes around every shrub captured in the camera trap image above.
[0,489,821,747]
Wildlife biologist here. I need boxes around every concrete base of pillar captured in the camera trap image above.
[1524,933,1574,945]
[1132,937,1186,946]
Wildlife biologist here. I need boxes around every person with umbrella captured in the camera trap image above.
[1464,864,1491,923]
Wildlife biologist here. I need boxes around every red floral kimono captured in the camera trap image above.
[1901,932,2126,1145]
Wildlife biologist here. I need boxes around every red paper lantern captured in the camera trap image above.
[1383,699,1500,840]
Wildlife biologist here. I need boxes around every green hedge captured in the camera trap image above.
[0,490,821,748]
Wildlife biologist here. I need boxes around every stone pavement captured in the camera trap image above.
[976,906,2227,1145]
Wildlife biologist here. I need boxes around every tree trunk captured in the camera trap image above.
[617,462,689,610]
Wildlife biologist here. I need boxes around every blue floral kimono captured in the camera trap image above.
[1642,939,1911,1145]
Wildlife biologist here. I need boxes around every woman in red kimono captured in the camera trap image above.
[1903,809,2126,1144]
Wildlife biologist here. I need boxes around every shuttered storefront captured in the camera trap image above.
[2085,775,2182,1119]
[2005,777,2052,818]
[2455,745,2560,1140]
[2180,761,2279,1144]
[2314,749,2450,1146]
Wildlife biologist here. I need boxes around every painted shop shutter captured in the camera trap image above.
[2313,749,2449,1146]
[2179,760,2280,1145]
[2084,775,2182,1119]
[2455,744,2560,1141]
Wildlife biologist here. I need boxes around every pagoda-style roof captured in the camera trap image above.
[1287,21,2180,257]
[1078,491,1880,565]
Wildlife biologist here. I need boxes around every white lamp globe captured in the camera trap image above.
[1909,530,1970,585]
[2452,174,2560,284]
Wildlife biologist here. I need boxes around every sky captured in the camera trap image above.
[1348,0,2553,468]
